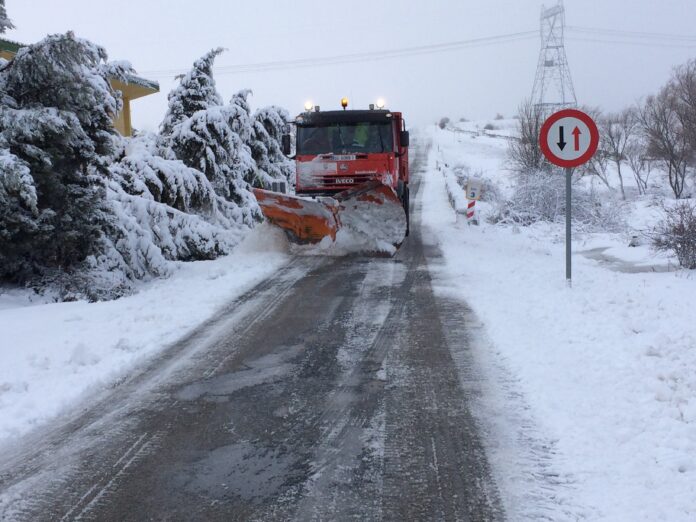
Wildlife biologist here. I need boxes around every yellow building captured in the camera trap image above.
[0,37,158,136]
[109,74,159,136]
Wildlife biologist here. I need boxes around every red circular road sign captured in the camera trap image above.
[539,109,599,168]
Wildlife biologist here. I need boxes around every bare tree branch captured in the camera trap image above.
[507,99,549,175]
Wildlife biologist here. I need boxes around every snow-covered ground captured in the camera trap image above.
[1,120,693,519]
[424,124,696,520]
[0,225,290,444]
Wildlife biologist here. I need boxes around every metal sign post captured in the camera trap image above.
[539,109,599,286]
[565,166,572,282]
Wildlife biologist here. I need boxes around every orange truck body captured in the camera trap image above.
[253,108,410,246]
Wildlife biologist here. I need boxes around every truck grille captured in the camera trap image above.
[297,160,385,192]
[320,173,374,186]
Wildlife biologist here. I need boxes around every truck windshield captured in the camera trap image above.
[296,122,393,155]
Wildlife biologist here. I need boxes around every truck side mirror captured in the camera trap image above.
[282,134,291,156]
[400,130,410,147]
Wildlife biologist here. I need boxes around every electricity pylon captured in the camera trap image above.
[531,1,577,114]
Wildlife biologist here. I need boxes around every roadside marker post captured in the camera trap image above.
[466,200,476,223]
[465,180,482,225]
[539,109,599,286]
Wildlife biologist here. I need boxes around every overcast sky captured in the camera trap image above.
[5,1,696,131]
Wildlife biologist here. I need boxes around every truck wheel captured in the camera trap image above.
[396,180,405,199]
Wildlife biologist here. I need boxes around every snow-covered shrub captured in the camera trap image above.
[251,105,294,189]
[109,131,250,229]
[34,184,243,302]
[438,117,450,129]
[0,32,122,283]
[169,103,259,224]
[228,89,259,186]
[479,176,502,203]
[1,36,291,300]
[0,148,38,277]
[651,200,696,269]
[160,47,225,138]
[0,0,13,34]
[110,132,217,213]
[161,51,263,224]
[490,170,625,232]
[452,164,501,202]
[99,132,248,295]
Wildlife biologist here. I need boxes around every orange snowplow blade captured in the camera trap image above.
[253,188,339,243]
[253,181,407,248]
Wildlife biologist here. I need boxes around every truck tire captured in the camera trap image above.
[396,180,405,199]
[403,186,410,237]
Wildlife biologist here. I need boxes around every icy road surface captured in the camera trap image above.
[0,147,503,521]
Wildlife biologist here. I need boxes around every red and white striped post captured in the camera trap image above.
[465,181,482,225]
[466,199,476,223]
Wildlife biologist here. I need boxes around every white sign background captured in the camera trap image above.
[544,116,594,162]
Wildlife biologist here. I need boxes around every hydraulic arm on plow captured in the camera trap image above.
[253,99,410,250]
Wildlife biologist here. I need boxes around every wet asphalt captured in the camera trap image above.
[0,146,503,521]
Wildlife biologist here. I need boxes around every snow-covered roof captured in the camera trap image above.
[0,38,158,92]
[124,72,159,92]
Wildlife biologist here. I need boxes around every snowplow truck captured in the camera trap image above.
[253,104,410,249]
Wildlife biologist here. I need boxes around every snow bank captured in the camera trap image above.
[424,124,696,520]
[0,225,289,444]
[437,161,469,216]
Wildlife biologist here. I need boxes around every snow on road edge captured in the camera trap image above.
[422,129,696,521]
[0,224,291,444]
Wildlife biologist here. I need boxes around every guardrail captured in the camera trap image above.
[436,160,469,216]
[445,126,519,142]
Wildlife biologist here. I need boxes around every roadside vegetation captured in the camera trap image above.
[0,7,292,300]
[499,59,696,267]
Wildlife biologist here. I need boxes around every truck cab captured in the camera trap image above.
[287,109,409,202]
[253,104,411,246]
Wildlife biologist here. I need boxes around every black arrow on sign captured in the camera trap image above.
[557,126,566,150]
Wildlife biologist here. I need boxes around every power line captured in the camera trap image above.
[139,30,538,78]
[567,36,696,49]
[136,25,696,80]
[567,25,696,43]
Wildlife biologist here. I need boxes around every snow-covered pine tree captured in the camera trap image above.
[1,36,265,299]
[0,148,38,277]
[0,0,13,34]
[228,88,259,186]
[160,47,225,137]
[168,86,260,224]
[0,32,122,285]
[169,105,259,224]
[109,131,218,214]
[251,105,294,189]
[100,130,248,299]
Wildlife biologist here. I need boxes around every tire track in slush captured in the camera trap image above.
[60,431,163,521]
[0,259,315,521]
[1,142,504,520]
